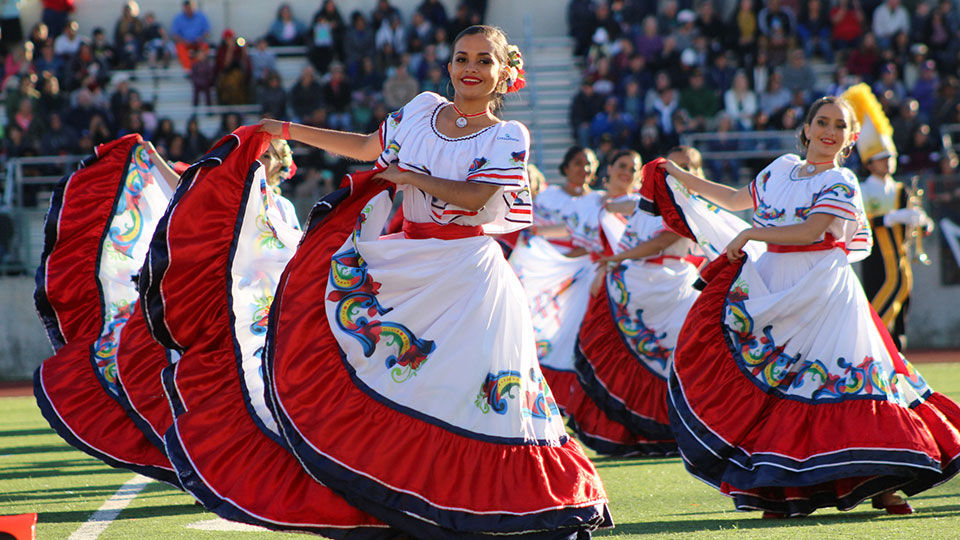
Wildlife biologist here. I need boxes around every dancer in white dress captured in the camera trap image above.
[656,96,960,517]
[257,26,611,538]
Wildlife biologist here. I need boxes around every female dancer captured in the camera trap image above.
[251,25,610,538]
[652,96,960,516]
[572,147,707,455]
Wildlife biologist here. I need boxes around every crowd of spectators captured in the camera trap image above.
[0,0,488,210]
[567,0,960,183]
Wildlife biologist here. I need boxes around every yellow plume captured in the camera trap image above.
[841,83,897,163]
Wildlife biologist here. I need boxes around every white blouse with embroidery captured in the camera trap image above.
[376,92,533,234]
[748,154,873,259]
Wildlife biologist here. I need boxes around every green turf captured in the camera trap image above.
[2,363,960,539]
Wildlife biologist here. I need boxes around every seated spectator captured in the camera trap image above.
[152,117,176,150]
[87,112,113,145]
[420,64,448,98]
[113,1,142,49]
[672,9,696,51]
[65,42,108,91]
[757,0,796,56]
[376,14,407,55]
[12,98,44,149]
[323,61,354,129]
[408,11,433,46]
[190,46,215,106]
[634,15,663,63]
[650,35,681,82]
[845,31,879,79]
[723,70,757,130]
[266,3,307,46]
[591,95,636,147]
[115,32,141,70]
[353,56,385,97]
[900,123,938,173]
[432,26,450,63]
[656,0,680,35]
[570,79,602,147]
[28,22,49,53]
[872,0,909,49]
[911,59,940,122]
[37,71,66,117]
[829,0,863,49]
[4,41,34,88]
[4,124,33,159]
[314,0,345,58]
[695,0,725,51]
[309,8,339,72]
[143,23,174,68]
[637,124,661,164]
[381,59,417,110]
[215,29,251,105]
[108,73,132,120]
[706,51,735,93]
[183,115,209,158]
[248,38,277,85]
[822,64,854,97]
[774,105,801,130]
[258,70,287,119]
[873,62,907,108]
[647,84,680,136]
[118,110,146,138]
[418,0,448,29]
[749,48,770,98]
[90,27,114,67]
[53,20,82,59]
[586,56,615,96]
[413,44,441,82]
[371,0,400,30]
[170,0,210,71]
[797,0,832,61]
[166,133,186,162]
[679,68,719,131]
[758,71,791,116]
[41,111,78,154]
[730,0,758,59]
[343,11,375,74]
[219,111,243,139]
[618,54,653,97]
[620,79,643,122]
[779,48,815,98]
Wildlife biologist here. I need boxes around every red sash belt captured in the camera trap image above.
[767,234,846,253]
[402,220,484,240]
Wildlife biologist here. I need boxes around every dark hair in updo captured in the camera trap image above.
[452,25,513,111]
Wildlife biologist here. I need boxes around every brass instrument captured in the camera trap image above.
[904,176,932,265]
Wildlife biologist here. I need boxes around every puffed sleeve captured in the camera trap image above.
[376,92,443,169]
[807,168,861,222]
[812,169,874,261]
[475,122,533,234]
[465,121,530,190]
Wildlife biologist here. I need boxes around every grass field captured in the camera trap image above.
[3,363,960,539]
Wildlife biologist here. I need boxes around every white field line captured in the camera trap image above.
[67,474,152,540]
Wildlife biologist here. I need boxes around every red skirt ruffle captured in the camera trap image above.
[669,257,960,515]
[575,290,674,444]
[140,126,392,535]
[33,134,177,485]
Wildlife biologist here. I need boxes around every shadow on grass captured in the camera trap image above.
[592,457,680,469]
[0,460,129,481]
[0,484,130,503]
[0,428,54,438]
[0,444,88,456]
[601,504,960,535]
[37,503,204,524]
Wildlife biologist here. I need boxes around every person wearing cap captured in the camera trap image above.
[844,83,932,350]
[170,0,209,71]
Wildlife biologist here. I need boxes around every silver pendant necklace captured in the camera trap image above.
[451,103,487,129]
[456,116,468,128]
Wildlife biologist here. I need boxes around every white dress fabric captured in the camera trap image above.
[327,91,564,440]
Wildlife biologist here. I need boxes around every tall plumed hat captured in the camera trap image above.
[841,83,897,164]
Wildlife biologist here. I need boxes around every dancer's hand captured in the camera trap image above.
[658,159,684,180]
[374,163,409,185]
[725,231,750,262]
[589,267,606,296]
[258,119,283,138]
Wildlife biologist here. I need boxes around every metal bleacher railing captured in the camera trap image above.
[1,154,85,274]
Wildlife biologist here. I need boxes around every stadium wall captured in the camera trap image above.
[15,0,568,46]
[0,277,50,381]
